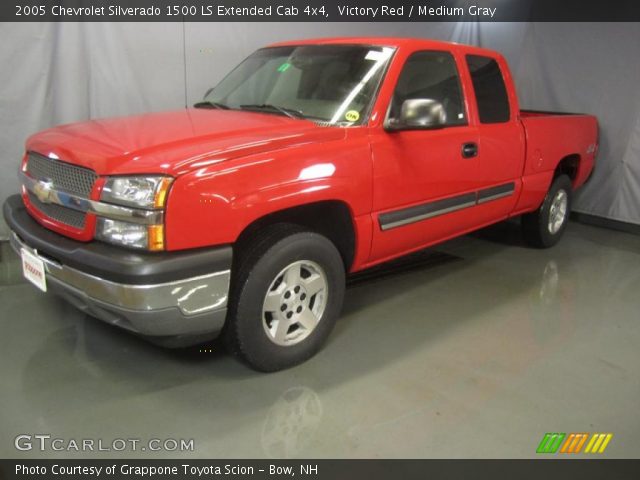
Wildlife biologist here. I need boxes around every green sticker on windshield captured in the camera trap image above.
[277,62,291,73]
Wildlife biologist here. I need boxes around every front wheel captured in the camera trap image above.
[522,174,573,248]
[224,224,345,372]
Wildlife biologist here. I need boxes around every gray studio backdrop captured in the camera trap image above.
[1,22,639,240]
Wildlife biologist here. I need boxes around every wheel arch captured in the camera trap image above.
[234,200,357,271]
[554,154,581,187]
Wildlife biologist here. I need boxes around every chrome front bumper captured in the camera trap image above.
[4,194,231,342]
[10,231,230,338]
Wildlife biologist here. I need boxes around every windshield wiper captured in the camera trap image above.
[239,104,305,119]
[193,101,230,110]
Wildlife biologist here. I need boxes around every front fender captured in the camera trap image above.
[164,130,372,251]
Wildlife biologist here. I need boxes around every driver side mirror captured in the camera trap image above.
[386,99,447,131]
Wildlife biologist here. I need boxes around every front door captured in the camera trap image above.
[368,50,483,263]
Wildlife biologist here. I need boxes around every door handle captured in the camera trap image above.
[461,142,478,158]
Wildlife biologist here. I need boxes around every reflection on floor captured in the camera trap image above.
[0,220,638,458]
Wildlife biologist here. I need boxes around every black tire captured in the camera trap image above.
[522,174,573,248]
[224,224,345,372]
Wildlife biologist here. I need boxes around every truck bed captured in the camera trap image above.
[518,110,598,206]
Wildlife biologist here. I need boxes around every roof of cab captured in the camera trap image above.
[267,37,500,58]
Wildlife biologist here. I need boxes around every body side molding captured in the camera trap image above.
[379,182,516,231]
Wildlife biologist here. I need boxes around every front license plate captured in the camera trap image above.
[21,248,47,292]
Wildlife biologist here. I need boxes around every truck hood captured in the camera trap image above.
[26,109,346,176]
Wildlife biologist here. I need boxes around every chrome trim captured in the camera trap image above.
[20,172,164,225]
[10,231,230,316]
[91,200,164,225]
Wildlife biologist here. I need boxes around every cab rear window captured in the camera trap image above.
[466,55,510,123]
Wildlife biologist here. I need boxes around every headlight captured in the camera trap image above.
[95,218,165,251]
[97,176,171,251]
[101,176,173,209]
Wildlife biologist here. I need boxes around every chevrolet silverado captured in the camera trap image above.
[3,38,598,371]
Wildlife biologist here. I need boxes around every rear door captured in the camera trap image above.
[462,54,524,220]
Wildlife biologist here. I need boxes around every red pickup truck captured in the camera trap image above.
[4,37,597,371]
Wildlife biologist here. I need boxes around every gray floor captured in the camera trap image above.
[1,220,638,459]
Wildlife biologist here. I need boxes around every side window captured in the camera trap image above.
[466,55,510,123]
[390,51,466,126]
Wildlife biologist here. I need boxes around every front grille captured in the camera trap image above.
[26,152,97,197]
[25,151,97,230]
[27,192,87,229]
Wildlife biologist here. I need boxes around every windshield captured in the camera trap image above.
[202,45,395,125]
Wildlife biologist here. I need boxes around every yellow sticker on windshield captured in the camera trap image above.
[345,110,360,122]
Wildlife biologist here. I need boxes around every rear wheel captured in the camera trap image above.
[522,174,573,248]
[224,224,345,372]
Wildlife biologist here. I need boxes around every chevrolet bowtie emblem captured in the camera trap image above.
[33,179,55,204]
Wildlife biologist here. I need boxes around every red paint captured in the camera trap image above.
[22,38,598,271]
